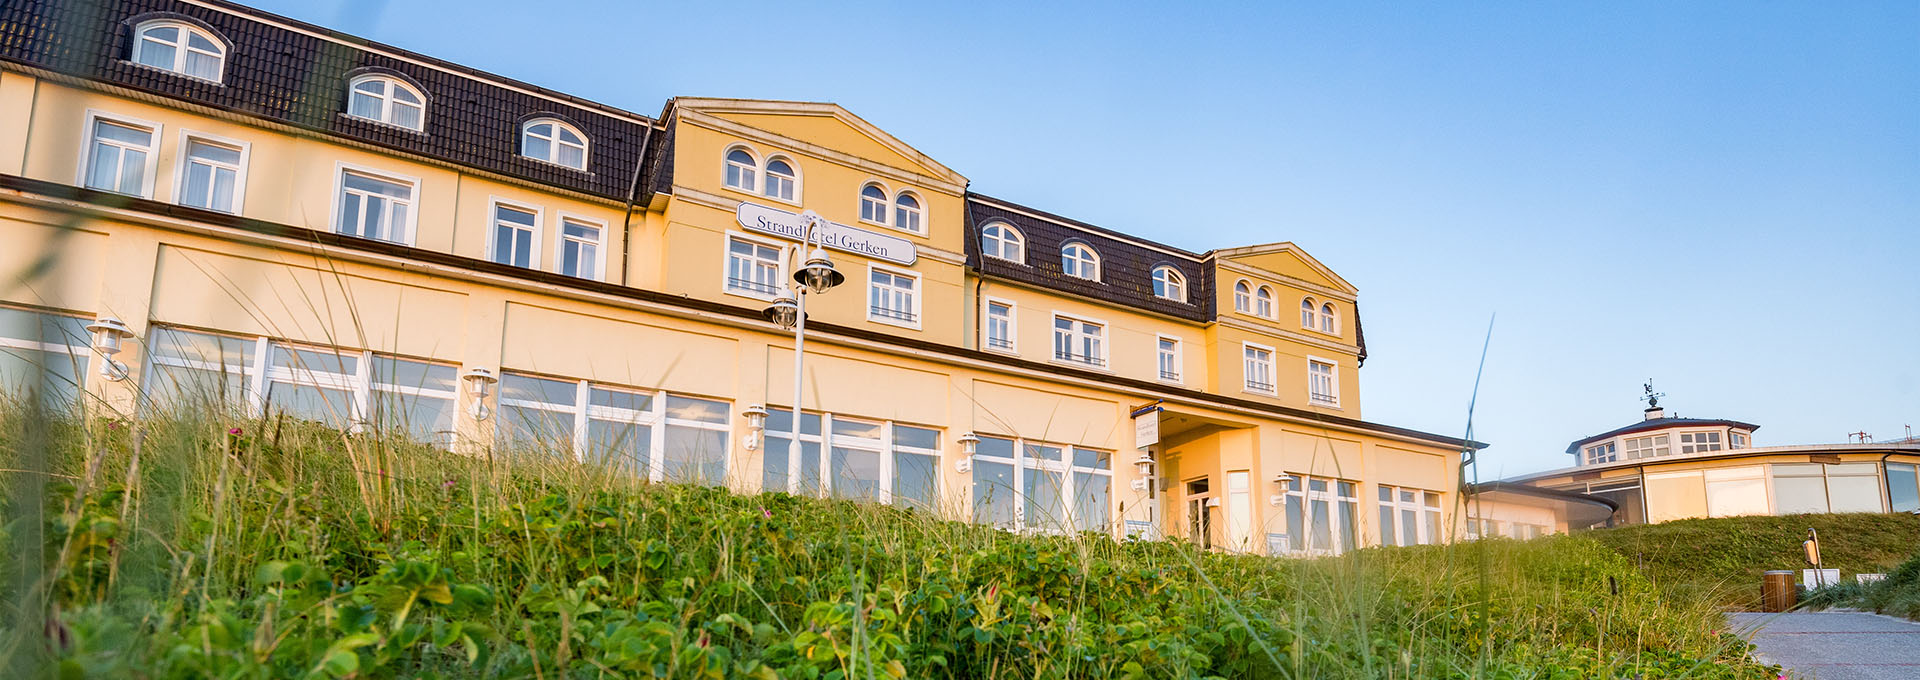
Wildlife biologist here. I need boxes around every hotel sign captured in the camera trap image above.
[735,201,917,266]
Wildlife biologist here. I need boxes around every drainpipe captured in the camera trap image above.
[618,118,660,287]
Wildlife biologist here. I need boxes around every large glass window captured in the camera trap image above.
[1586,480,1644,526]
[762,410,940,510]
[1378,485,1445,546]
[1279,475,1358,555]
[490,203,538,268]
[497,371,731,485]
[1771,464,1829,514]
[133,20,225,82]
[1052,316,1105,367]
[0,307,91,408]
[335,169,415,244]
[972,435,1110,534]
[179,137,244,213]
[1888,463,1920,513]
[521,118,587,170]
[726,237,783,296]
[980,223,1024,263]
[1703,466,1768,517]
[84,118,156,196]
[347,75,425,131]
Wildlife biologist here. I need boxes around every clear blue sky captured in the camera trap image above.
[255,0,1919,475]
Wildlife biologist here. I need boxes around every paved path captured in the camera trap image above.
[1727,611,1920,680]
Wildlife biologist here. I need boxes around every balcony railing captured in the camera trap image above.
[987,336,1014,350]
[1246,379,1275,393]
[1053,351,1106,367]
[1310,391,1338,405]
[1159,369,1181,381]
[726,277,781,296]
[870,306,918,324]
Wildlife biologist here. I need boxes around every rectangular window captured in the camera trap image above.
[335,168,415,244]
[1377,485,1445,546]
[1730,432,1749,449]
[868,267,919,327]
[1584,442,1619,465]
[1051,315,1105,367]
[971,434,1110,534]
[490,203,538,269]
[83,116,158,196]
[1703,466,1768,517]
[0,306,92,408]
[1157,336,1181,382]
[985,300,1015,352]
[1243,344,1274,393]
[761,411,943,510]
[558,218,602,280]
[726,237,783,296]
[1622,434,1669,460]
[1771,463,1829,514]
[1307,358,1338,405]
[177,136,245,213]
[496,371,731,484]
[1280,474,1358,555]
[1679,431,1722,454]
[144,327,455,446]
[1888,463,1920,513]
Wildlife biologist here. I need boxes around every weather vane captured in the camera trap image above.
[1641,379,1665,409]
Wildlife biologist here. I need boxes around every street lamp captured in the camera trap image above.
[84,317,135,382]
[462,368,498,421]
[762,211,843,494]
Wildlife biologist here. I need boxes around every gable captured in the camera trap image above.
[1231,250,1341,290]
[710,111,934,179]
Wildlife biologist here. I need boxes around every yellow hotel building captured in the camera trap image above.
[0,0,1476,555]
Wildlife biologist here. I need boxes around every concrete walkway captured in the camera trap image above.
[1727,611,1920,680]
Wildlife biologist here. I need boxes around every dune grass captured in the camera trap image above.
[1586,513,1920,610]
[0,399,1781,679]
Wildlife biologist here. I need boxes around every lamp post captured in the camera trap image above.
[762,211,844,495]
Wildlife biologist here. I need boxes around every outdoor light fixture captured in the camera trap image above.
[762,289,799,331]
[462,368,498,421]
[1204,497,1221,508]
[955,432,980,472]
[795,247,844,294]
[1130,453,1154,491]
[760,210,845,495]
[742,404,769,451]
[84,317,134,382]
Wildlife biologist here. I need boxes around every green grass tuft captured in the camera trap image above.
[1586,513,1920,610]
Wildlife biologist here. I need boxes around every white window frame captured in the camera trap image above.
[1377,485,1445,547]
[858,181,890,227]
[760,154,801,205]
[983,296,1018,354]
[722,145,760,193]
[764,410,942,508]
[1679,431,1724,454]
[1156,334,1182,384]
[1242,342,1276,395]
[171,129,251,214]
[1254,286,1274,319]
[1622,434,1669,460]
[1731,432,1749,449]
[1152,266,1186,302]
[496,374,732,484]
[1278,474,1359,556]
[891,190,925,235]
[520,117,589,170]
[554,213,608,281]
[0,306,92,402]
[722,231,787,301]
[130,19,227,83]
[1233,280,1253,314]
[77,109,163,199]
[1050,312,1108,369]
[344,74,427,132]
[1584,441,1619,465]
[1319,302,1337,334]
[980,222,1025,264]
[971,434,1113,534]
[1306,355,1340,407]
[1299,296,1316,328]
[1060,242,1100,281]
[866,264,922,330]
[330,161,421,246]
[485,197,544,270]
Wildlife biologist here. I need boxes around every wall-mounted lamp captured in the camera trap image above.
[955,432,980,472]
[1204,497,1221,509]
[1133,453,1154,478]
[462,368,498,421]
[84,317,134,382]
[742,404,769,451]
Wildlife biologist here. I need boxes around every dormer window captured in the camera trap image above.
[1152,266,1185,302]
[521,118,587,170]
[133,20,226,82]
[980,222,1024,263]
[347,75,426,131]
[1061,242,1100,281]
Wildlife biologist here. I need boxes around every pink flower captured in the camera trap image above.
[760,507,773,519]
[443,479,456,490]
[227,427,242,435]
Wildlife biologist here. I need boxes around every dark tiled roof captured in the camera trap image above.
[1565,417,1762,454]
[0,0,655,202]
[966,194,1212,322]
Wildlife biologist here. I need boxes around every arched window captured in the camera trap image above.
[763,157,797,201]
[860,184,888,223]
[893,192,923,233]
[347,75,426,131]
[133,20,226,82]
[1234,281,1252,313]
[724,148,758,192]
[980,223,1023,262]
[521,118,588,170]
[1299,297,1316,328]
[1061,242,1100,281]
[1152,266,1185,302]
[1254,286,1274,318]
[1320,303,1337,333]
